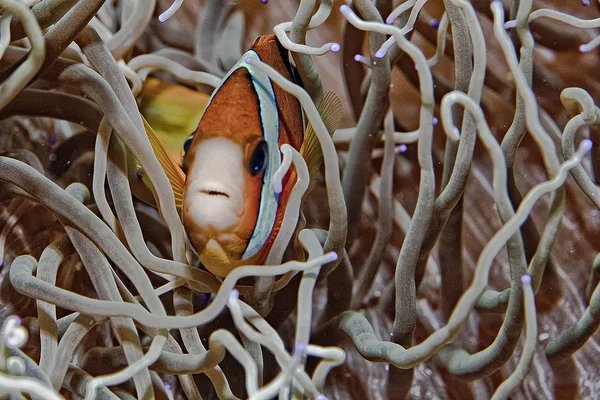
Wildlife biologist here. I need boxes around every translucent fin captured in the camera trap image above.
[201,239,233,278]
[299,91,342,195]
[126,150,158,207]
[141,115,187,211]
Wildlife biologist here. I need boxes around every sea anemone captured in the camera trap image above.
[0,0,599,399]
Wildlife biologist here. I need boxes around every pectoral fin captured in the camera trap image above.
[129,78,210,211]
[126,151,158,207]
[140,115,187,212]
[299,91,342,195]
[201,239,233,277]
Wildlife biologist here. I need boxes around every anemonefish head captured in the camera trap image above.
[181,40,300,278]
[182,133,270,276]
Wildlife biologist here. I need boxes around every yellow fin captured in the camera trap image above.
[139,78,209,165]
[129,78,209,210]
[299,91,342,195]
[140,115,187,212]
[126,150,158,207]
[201,239,233,278]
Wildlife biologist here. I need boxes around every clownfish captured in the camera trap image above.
[133,34,342,277]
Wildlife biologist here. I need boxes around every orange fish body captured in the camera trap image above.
[137,35,341,278]
[182,34,304,277]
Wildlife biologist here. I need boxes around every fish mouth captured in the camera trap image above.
[189,181,232,194]
[201,189,230,198]
[182,137,248,240]
[185,180,244,231]
[188,181,242,213]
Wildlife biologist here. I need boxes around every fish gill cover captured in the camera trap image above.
[0,0,599,399]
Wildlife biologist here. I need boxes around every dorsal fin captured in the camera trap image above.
[300,91,342,195]
[251,34,304,152]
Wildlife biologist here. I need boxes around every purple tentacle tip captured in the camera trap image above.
[431,19,440,29]
[340,4,350,13]
[136,171,143,180]
[324,251,338,263]
[261,0,269,4]
[452,127,460,139]
[582,0,590,6]
[521,274,532,285]
[245,57,253,64]
[316,395,327,400]
[397,144,408,153]
[581,139,593,152]
[385,16,395,25]
[353,54,361,62]
[331,43,340,52]
[375,49,386,59]
[433,117,439,126]
[198,292,210,304]
[294,342,307,354]
[48,135,58,145]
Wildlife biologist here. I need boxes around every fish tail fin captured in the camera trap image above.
[299,91,342,195]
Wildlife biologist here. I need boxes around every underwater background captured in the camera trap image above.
[1,0,600,399]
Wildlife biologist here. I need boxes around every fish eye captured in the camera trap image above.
[249,140,268,176]
[183,137,193,154]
